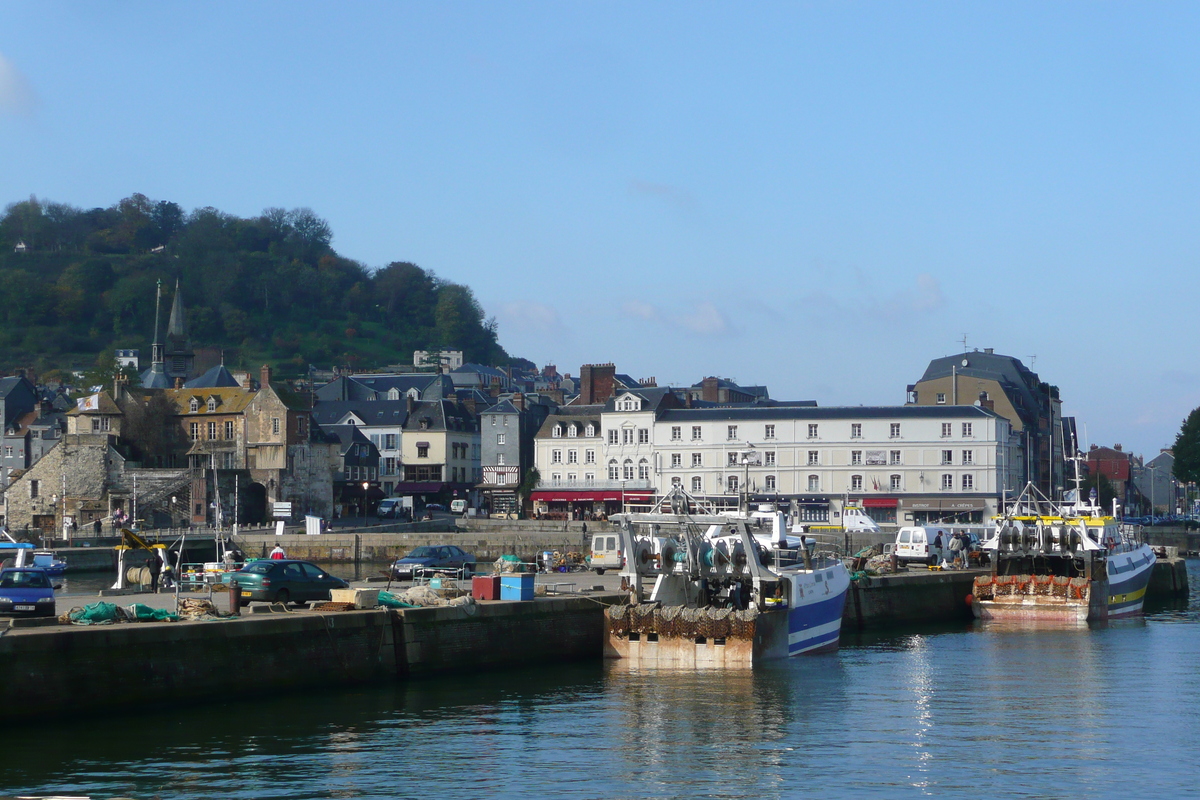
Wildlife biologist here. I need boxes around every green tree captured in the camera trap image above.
[517,466,541,519]
[1173,406,1200,485]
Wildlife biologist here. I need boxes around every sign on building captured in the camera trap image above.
[272,502,293,519]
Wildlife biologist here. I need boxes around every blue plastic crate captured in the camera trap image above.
[500,573,535,601]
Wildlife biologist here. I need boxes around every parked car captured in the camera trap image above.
[377,497,409,519]
[391,545,475,580]
[425,503,447,512]
[0,567,58,617]
[219,559,348,605]
[590,533,623,575]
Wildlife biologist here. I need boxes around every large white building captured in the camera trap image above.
[532,389,1021,525]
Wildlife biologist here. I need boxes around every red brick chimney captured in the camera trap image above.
[260,364,273,388]
[702,376,720,403]
[580,363,616,405]
[513,392,526,411]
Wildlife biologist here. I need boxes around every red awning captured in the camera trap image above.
[861,497,898,508]
[532,490,654,503]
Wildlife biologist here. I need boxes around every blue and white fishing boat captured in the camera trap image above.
[605,489,849,666]
[973,482,1155,623]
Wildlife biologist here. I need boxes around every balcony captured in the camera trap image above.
[535,479,653,491]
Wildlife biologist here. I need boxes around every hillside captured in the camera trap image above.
[0,194,510,379]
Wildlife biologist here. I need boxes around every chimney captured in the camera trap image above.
[513,392,526,411]
[580,363,616,405]
[1114,443,1122,451]
[641,376,657,388]
[702,376,720,403]
[984,348,994,354]
[260,364,272,388]
[686,393,694,408]
[174,377,184,389]
[406,395,415,413]
[462,396,477,419]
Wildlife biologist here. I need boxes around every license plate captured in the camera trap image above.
[241,591,252,598]
[14,605,34,611]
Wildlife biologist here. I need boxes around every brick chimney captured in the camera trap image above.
[978,392,994,411]
[174,377,184,389]
[406,395,415,413]
[580,363,616,405]
[702,376,720,403]
[512,392,526,411]
[260,364,273,388]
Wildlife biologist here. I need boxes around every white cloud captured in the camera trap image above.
[621,300,659,321]
[496,301,563,333]
[0,53,36,117]
[673,301,730,335]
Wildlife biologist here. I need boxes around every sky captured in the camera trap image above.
[2,2,1199,460]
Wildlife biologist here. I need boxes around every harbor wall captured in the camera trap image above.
[1149,556,1189,599]
[395,595,617,676]
[0,611,396,722]
[0,595,617,721]
[232,532,595,565]
[843,568,977,630]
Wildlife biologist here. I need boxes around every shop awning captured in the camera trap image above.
[862,497,898,508]
[901,497,988,511]
[532,490,654,503]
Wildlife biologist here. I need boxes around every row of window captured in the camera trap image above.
[551,422,597,438]
[656,473,978,493]
[188,417,290,441]
[551,449,598,464]
[659,422,977,442]
[548,447,980,468]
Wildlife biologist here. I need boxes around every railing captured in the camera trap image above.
[535,479,653,491]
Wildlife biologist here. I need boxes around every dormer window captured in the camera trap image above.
[388,388,400,400]
[206,397,218,412]
[567,424,577,438]
[585,423,595,437]
[189,397,199,413]
[552,424,563,438]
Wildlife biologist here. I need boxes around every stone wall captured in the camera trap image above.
[5,434,111,532]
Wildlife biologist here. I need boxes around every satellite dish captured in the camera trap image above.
[961,358,969,367]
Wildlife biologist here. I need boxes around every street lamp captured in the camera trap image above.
[1145,464,1158,517]
[362,481,369,517]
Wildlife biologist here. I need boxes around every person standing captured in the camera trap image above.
[948,532,964,569]
[269,543,286,559]
[146,554,162,593]
[930,531,943,567]
[93,518,102,537]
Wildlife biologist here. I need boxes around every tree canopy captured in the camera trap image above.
[1173,406,1200,485]
[0,193,513,377]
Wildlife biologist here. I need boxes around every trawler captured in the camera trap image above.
[972,482,1155,622]
[604,489,849,667]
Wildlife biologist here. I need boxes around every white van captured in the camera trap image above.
[894,526,952,564]
[590,533,623,575]
[450,499,467,515]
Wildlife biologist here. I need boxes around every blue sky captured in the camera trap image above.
[2,2,1198,460]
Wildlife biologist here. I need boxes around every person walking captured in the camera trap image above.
[930,531,943,567]
[146,554,162,593]
[269,543,286,560]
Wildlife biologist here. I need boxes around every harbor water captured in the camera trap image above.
[4,561,1200,799]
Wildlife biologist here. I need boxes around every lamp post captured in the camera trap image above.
[1146,464,1157,517]
[362,481,369,518]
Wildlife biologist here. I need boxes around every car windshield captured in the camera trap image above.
[240,562,276,574]
[406,547,436,559]
[0,571,50,588]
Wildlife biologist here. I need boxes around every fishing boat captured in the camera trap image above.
[30,550,67,577]
[604,489,850,667]
[972,482,1155,623]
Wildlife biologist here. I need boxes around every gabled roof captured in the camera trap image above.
[318,423,377,457]
[402,400,477,433]
[917,351,1047,424]
[311,400,408,428]
[184,364,241,389]
[166,387,256,415]
[67,392,123,417]
[483,400,520,416]
[604,386,682,414]
[140,363,172,389]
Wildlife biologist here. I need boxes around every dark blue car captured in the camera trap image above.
[391,545,475,580]
[0,567,58,617]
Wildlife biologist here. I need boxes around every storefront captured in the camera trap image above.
[861,497,898,525]
[902,497,990,525]
[531,489,654,520]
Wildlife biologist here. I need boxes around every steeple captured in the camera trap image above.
[140,279,171,389]
[163,279,195,382]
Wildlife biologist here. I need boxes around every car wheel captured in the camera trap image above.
[273,589,290,605]
[595,568,606,576]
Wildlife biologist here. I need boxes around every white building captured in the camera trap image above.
[532,390,1021,525]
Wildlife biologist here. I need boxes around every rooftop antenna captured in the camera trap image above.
[1027,354,1037,365]
[958,334,969,352]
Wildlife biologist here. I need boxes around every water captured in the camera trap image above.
[5,563,1200,799]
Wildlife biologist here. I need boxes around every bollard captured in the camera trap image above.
[230,579,241,615]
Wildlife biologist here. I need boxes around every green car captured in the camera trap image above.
[221,559,348,605]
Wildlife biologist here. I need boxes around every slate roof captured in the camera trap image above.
[311,400,408,428]
[164,387,256,415]
[917,351,1047,425]
[184,364,241,389]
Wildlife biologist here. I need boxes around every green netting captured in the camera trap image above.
[127,603,179,622]
[67,602,121,624]
[377,591,420,609]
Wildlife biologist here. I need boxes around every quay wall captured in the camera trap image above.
[1149,556,1189,599]
[0,611,396,722]
[0,595,618,722]
[395,595,618,676]
[844,568,977,630]
[231,532,594,564]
